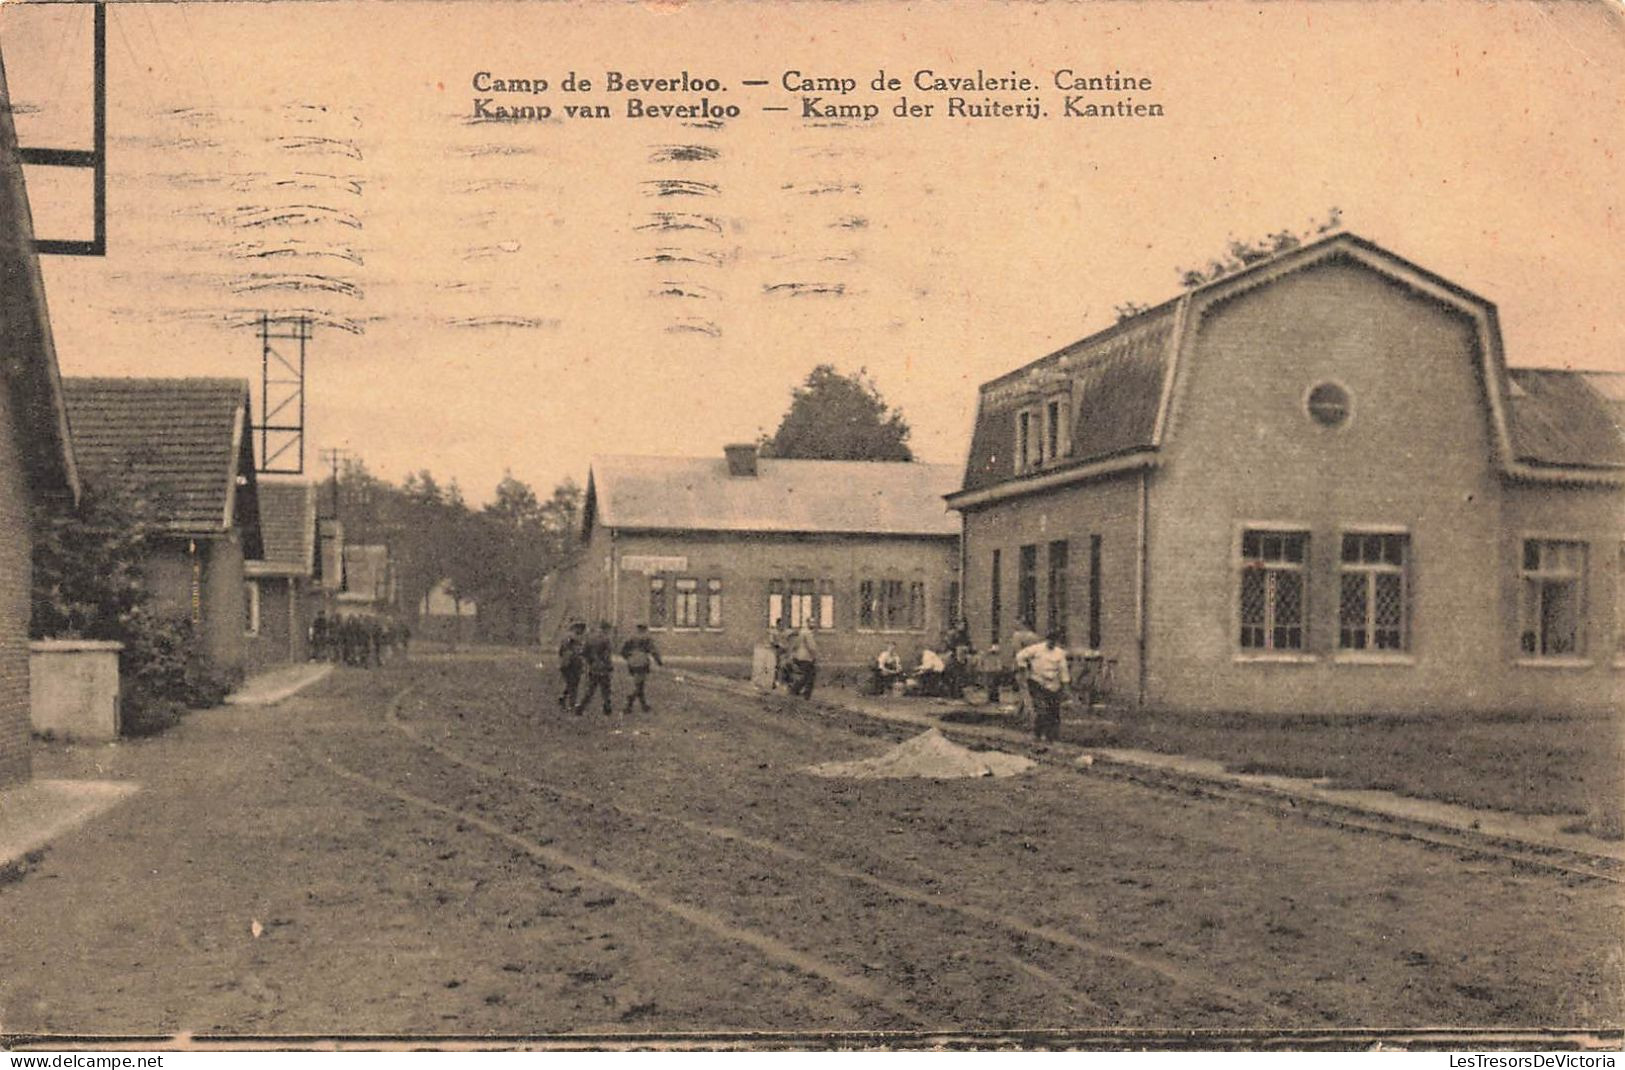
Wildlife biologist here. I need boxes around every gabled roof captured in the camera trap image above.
[586,454,960,538]
[952,231,1623,508]
[247,481,316,576]
[0,56,78,504]
[62,377,263,552]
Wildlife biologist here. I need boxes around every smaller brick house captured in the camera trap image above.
[548,446,961,666]
[244,481,321,673]
[0,64,81,787]
[63,378,263,678]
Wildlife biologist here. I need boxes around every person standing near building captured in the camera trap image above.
[1016,630,1070,743]
[621,623,664,714]
[1009,617,1041,722]
[788,624,819,698]
[574,621,616,716]
[556,620,586,712]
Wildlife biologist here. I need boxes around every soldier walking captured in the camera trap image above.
[620,623,664,714]
[573,621,616,716]
[557,620,586,712]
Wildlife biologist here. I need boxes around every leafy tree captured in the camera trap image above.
[761,364,913,462]
[30,484,151,640]
[1176,207,1343,290]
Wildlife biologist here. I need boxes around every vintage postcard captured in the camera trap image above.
[0,0,1620,1052]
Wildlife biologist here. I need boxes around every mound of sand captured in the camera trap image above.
[805,728,1035,780]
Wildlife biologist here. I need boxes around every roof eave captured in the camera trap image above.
[947,451,1158,511]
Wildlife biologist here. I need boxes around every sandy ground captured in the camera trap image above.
[0,656,1619,1040]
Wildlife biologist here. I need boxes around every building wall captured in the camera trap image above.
[548,527,960,665]
[143,536,248,678]
[243,576,309,675]
[0,380,33,785]
[1497,483,1623,713]
[958,474,1143,691]
[1144,258,1615,714]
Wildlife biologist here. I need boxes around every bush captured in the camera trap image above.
[118,611,236,733]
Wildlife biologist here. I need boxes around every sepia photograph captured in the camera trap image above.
[0,0,1621,1052]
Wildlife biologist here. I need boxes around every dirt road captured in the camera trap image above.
[1,656,1618,1040]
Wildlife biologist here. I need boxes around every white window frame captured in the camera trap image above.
[706,578,723,630]
[1043,394,1071,463]
[1334,525,1415,665]
[673,577,700,629]
[243,579,261,637]
[1234,523,1315,662]
[1015,408,1036,472]
[1516,536,1590,666]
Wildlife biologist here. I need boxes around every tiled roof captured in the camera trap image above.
[249,482,316,574]
[588,455,960,537]
[962,305,1176,493]
[62,377,252,535]
[1507,369,1625,470]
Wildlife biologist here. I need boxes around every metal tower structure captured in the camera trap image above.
[18,3,107,257]
[256,314,309,474]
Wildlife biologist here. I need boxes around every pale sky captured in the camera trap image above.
[3,0,1621,502]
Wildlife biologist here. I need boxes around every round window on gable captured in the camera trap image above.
[1306,382,1351,428]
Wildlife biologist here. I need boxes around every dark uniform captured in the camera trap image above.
[574,626,616,715]
[557,628,586,711]
[620,631,664,714]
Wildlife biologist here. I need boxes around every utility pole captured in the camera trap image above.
[319,447,353,518]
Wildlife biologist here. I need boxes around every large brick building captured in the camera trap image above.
[0,62,81,786]
[63,378,264,679]
[547,447,961,666]
[948,233,1623,715]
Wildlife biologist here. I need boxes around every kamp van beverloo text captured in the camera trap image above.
[467,68,1165,122]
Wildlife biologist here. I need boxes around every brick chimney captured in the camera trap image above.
[724,442,759,477]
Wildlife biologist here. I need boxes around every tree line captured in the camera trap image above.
[325,461,582,643]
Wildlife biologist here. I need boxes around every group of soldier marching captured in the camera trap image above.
[309,610,411,668]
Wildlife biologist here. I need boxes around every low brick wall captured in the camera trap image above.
[30,640,123,741]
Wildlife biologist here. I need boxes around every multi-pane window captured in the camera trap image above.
[857,579,925,631]
[1016,410,1035,471]
[787,579,816,629]
[767,579,784,628]
[989,549,1002,645]
[908,581,926,631]
[1519,539,1586,657]
[1018,544,1038,631]
[674,578,700,628]
[858,580,877,630]
[243,580,260,636]
[1338,533,1409,651]
[1046,540,1069,645]
[883,579,907,630]
[817,579,835,630]
[706,578,723,628]
[1045,397,1068,461]
[649,576,668,629]
[1239,529,1308,651]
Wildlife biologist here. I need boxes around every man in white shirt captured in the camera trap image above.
[914,647,947,696]
[1015,630,1070,742]
[873,642,903,694]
